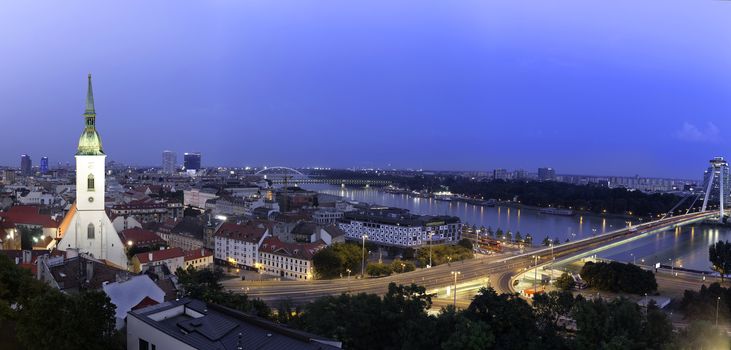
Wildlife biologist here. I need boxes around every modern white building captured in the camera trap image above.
[56,74,127,268]
[338,207,462,248]
[214,222,269,269]
[312,208,344,225]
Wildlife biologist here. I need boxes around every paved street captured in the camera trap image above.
[223,212,716,307]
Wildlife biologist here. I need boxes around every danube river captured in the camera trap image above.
[305,184,731,272]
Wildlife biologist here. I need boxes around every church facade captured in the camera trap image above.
[57,74,128,268]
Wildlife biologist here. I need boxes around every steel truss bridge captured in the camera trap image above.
[254,166,392,186]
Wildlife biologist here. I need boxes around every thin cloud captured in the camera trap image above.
[675,122,721,143]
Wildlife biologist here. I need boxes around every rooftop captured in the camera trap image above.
[0,205,60,228]
[135,247,185,264]
[259,236,325,261]
[130,298,341,350]
[215,222,268,243]
[342,207,461,227]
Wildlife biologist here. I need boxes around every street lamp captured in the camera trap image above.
[361,234,368,277]
[630,253,635,265]
[532,255,540,295]
[717,297,721,326]
[668,258,674,275]
[429,232,434,268]
[451,271,461,308]
[346,268,352,292]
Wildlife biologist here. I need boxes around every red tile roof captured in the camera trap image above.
[184,248,213,261]
[135,248,185,264]
[259,237,325,261]
[214,222,268,244]
[0,205,59,228]
[132,296,160,311]
[119,228,165,246]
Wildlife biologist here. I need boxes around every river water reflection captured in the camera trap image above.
[305,184,731,271]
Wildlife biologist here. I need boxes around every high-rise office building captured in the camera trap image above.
[40,157,49,174]
[184,152,201,171]
[538,167,556,181]
[20,154,32,175]
[162,150,177,174]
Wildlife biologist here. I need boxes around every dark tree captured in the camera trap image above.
[709,240,731,282]
[554,272,576,291]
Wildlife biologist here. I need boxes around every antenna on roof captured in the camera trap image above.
[236,332,243,350]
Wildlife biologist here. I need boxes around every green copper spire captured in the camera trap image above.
[85,73,95,115]
[77,73,104,156]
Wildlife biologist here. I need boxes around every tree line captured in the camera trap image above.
[312,170,682,218]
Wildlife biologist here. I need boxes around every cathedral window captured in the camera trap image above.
[87,223,95,239]
[88,174,95,191]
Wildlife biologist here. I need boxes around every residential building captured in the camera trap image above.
[131,247,185,273]
[111,199,172,223]
[157,217,206,251]
[338,207,462,248]
[538,167,556,181]
[214,222,269,269]
[17,191,55,206]
[119,227,166,249]
[183,248,213,270]
[126,298,342,350]
[37,252,128,293]
[0,205,60,250]
[513,169,527,180]
[258,236,324,280]
[183,187,218,209]
[493,168,508,180]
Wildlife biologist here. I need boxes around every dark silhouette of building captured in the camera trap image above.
[20,154,32,175]
[184,152,201,171]
[538,167,556,181]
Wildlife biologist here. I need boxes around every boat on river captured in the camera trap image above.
[539,207,575,216]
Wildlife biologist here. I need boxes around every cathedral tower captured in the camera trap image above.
[57,74,127,268]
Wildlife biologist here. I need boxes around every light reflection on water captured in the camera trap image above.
[306,184,731,272]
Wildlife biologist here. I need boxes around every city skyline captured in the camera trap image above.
[1,1,730,178]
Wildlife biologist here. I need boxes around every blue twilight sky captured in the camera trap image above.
[0,1,730,178]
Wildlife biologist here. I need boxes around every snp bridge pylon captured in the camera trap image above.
[700,156,729,223]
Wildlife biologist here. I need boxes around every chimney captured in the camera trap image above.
[148,252,154,262]
[66,248,79,259]
[22,250,32,264]
[86,261,94,282]
[201,248,204,256]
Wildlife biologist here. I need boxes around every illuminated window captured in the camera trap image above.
[88,174,95,191]
[87,223,95,239]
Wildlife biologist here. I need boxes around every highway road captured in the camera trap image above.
[223,211,718,307]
